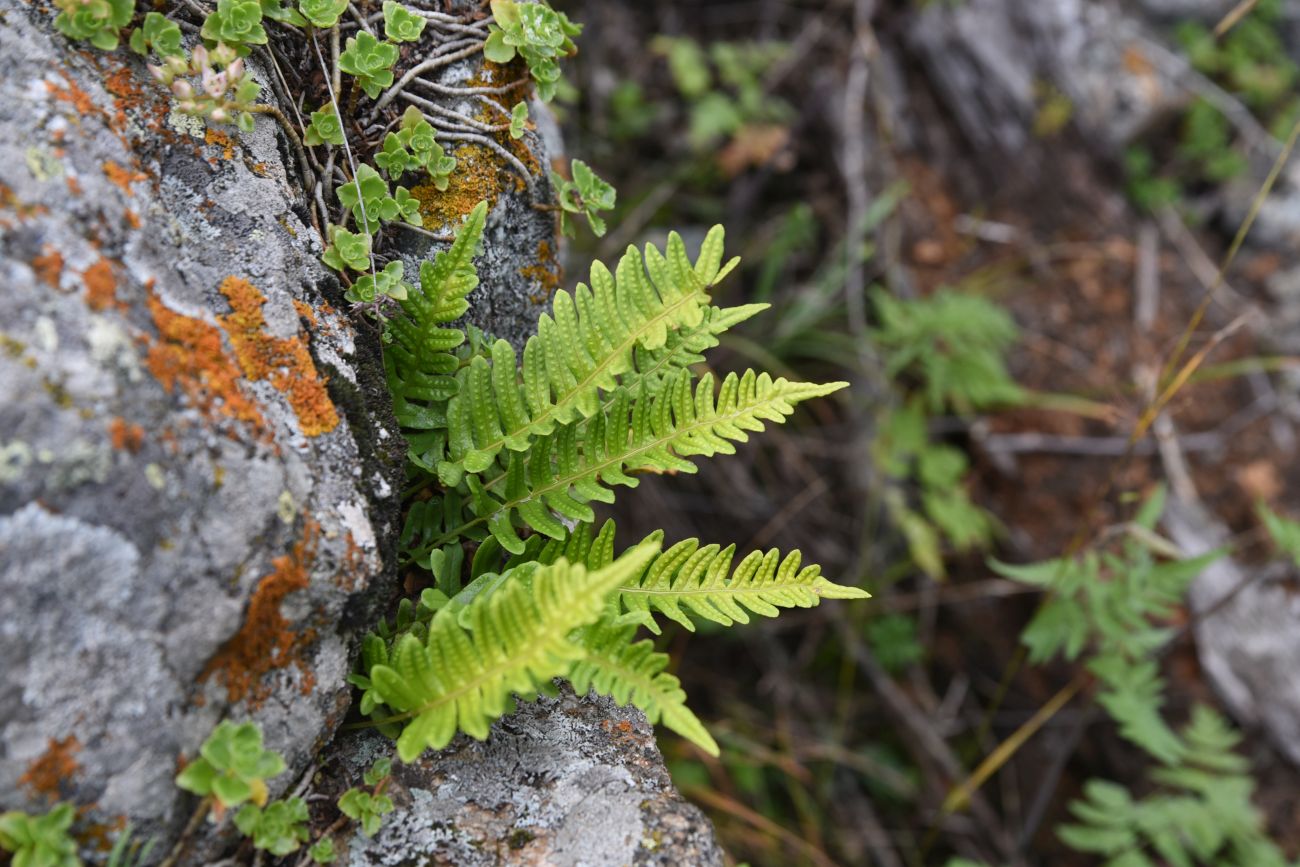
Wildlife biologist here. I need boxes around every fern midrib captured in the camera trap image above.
[429,393,789,549]
[619,580,810,599]
[468,283,710,461]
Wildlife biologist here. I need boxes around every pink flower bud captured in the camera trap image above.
[171,80,194,100]
[210,107,228,122]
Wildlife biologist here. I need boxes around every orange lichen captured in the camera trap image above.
[31,247,64,289]
[143,289,266,432]
[45,78,98,117]
[410,141,507,229]
[200,521,319,706]
[102,161,146,195]
[124,209,140,229]
[217,277,340,437]
[108,417,144,453]
[66,175,83,196]
[205,129,237,161]
[19,736,81,798]
[83,258,120,311]
[520,239,562,304]
[292,299,317,327]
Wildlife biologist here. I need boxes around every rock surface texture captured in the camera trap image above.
[0,0,719,863]
[324,688,723,867]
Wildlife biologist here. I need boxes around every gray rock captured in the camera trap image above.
[323,686,723,867]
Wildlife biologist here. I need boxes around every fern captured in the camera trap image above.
[432,369,846,555]
[436,228,740,483]
[992,487,1224,762]
[513,519,867,634]
[367,541,660,762]
[615,532,866,633]
[571,620,719,755]
[1058,707,1286,867]
[383,201,487,432]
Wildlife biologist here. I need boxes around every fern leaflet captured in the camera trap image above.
[571,620,719,755]
[518,520,867,633]
[438,228,743,483]
[367,540,659,761]
[615,533,868,634]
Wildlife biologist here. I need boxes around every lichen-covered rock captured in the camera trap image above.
[321,686,724,867]
[0,1,722,863]
[0,1,400,858]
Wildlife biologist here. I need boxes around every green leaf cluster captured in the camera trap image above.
[869,287,1022,414]
[129,13,183,57]
[383,0,426,43]
[338,164,420,233]
[484,0,581,102]
[201,0,267,49]
[337,788,394,837]
[53,0,131,50]
[339,31,399,99]
[174,720,286,808]
[234,798,309,856]
[374,108,457,190]
[0,804,79,867]
[650,36,792,150]
[550,159,616,237]
[304,103,345,147]
[299,0,346,28]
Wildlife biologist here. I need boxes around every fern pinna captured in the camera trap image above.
[363,202,866,759]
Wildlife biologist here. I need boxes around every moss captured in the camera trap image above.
[217,276,341,438]
[200,521,320,706]
[506,828,535,850]
[18,736,81,799]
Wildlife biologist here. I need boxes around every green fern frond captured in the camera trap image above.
[383,201,487,431]
[615,533,869,634]
[367,540,660,762]
[571,620,719,755]
[437,228,744,483]
[513,519,867,633]
[431,368,846,555]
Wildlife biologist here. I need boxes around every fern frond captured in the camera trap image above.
[616,533,868,634]
[571,620,719,756]
[383,201,487,431]
[367,540,660,762]
[436,228,744,482]
[432,369,847,555]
